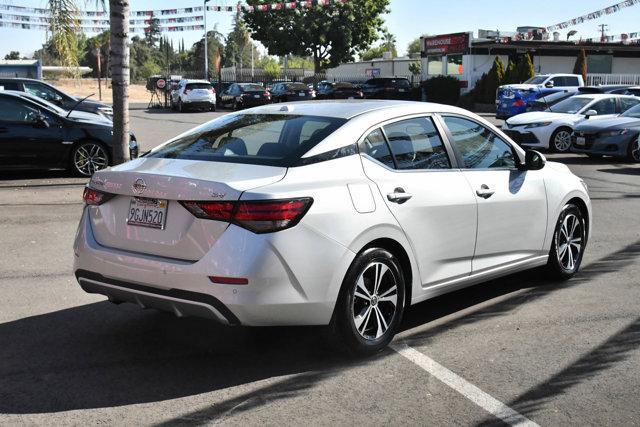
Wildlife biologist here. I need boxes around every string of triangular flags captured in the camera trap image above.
[546,0,640,32]
[239,0,349,12]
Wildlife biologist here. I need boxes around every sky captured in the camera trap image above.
[0,0,639,59]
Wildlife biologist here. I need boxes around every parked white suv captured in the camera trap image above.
[170,79,216,112]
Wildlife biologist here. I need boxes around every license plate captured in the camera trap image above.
[254,94,260,98]
[298,92,306,97]
[348,96,354,99]
[127,197,168,229]
[576,137,586,146]
[398,89,406,92]
[502,103,508,108]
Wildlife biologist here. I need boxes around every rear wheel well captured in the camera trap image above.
[567,197,590,242]
[362,238,413,308]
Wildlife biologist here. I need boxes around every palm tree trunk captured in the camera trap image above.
[109,0,130,165]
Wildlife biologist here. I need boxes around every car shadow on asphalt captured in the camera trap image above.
[597,167,640,176]
[1,240,639,420]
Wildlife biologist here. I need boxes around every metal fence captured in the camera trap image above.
[587,73,640,86]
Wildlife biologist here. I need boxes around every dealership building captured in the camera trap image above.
[420,31,640,91]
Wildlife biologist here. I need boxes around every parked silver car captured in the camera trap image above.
[170,79,216,112]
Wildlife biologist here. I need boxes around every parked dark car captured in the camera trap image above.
[577,84,634,94]
[218,83,271,110]
[526,90,575,112]
[361,77,412,100]
[0,77,113,120]
[269,82,315,102]
[316,82,364,100]
[0,91,138,176]
[571,102,640,162]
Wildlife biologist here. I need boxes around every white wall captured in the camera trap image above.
[327,59,419,80]
[612,57,640,74]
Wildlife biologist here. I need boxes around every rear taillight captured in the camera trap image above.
[208,87,215,94]
[83,187,115,206]
[179,198,313,233]
[512,99,526,107]
[286,90,296,95]
[263,91,270,97]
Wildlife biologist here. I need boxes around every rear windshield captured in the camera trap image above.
[334,82,355,89]
[621,104,640,118]
[286,83,308,90]
[240,84,265,91]
[186,83,212,90]
[548,97,593,114]
[147,114,347,167]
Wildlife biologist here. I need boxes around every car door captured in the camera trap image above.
[0,96,64,168]
[360,116,478,286]
[440,115,548,273]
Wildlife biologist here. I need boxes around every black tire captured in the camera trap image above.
[329,247,406,356]
[232,99,239,111]
[178,99,184,113]
[586,153,603,159]
[69,141,110,177]
[546,204,587,280]
[627,136,640,163]
[550,127,573,152]
[210,103,216,112]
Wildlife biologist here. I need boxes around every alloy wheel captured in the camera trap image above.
[74,143,109,176]
[556,213,583,271]
[630,138,640,162]
[554,130,572,152]
[352,261,398,340]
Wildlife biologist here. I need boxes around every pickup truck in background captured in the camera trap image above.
[495,73,584,119]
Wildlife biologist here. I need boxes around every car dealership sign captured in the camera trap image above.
[423,32,470,55]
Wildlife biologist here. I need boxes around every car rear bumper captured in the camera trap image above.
[73,208,355,326]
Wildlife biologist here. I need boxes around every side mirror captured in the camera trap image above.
[544,81,554,88]
[522,149,546,170]
[33,115,50,129]
[584,109,598,119]
[53,95,63,106]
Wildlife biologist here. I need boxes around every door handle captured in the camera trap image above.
[387,187,412,204]
[476,184,495,199]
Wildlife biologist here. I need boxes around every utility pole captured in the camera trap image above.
[598,24,609,43]
[204,0,210,80]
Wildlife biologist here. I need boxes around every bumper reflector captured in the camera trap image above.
[209,276,249,285]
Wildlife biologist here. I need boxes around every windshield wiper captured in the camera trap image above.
[66,93,95,118]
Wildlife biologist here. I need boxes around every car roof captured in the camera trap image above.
[183,79,212,84]
[246,100,467,119]
[573,94,634,99]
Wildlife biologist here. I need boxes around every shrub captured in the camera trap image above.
[421,75,461,105]
[517,53,535,83]
[503,58,518,84]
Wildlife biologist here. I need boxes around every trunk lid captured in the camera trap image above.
[87,157,286,260]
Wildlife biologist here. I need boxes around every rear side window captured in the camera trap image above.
[620,97,640,112]
[564,76,580,86]
[393,79,410,88]
[186,83,212,90]
[0,81,21,91]
[147,114,346,167]
[287,83,308,90]
[360,128,394,168]
[383,117,451,170]
[590,98,617,115]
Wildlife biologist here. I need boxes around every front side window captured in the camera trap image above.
[525,76,548,85]
[0,97,40,123]
[443,116,516,169]
[590,98,617,115]
[23,82,61,102]
[551,77,566,86]
[147,114,347,167]
[359,128,394,168]
[383,117,451,170]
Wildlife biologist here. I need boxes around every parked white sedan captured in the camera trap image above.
[74,100,591,355]
[503,94,640,152]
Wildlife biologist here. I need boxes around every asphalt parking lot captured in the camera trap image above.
[1,106,639,425]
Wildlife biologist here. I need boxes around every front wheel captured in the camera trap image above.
[329,248,405,356]
[70,141,110,177]
[627,136,640,163]
[546,204,587,280]
[551,127,573,152]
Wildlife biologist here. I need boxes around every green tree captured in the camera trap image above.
[406,35,427,56]
[225,10,254,70]
[503,58,517,84]
[138,59,161,79]
[360,44,397,61]
[4,51,21,60]
[408,61,421,76]
[517,53,535,83]
[573,49,587,84]
[243,0,389,73]
[144,14,161,47]
[258,56,281,78]
[192,26,225,79]
[380,27,396,58]
[286,56,314,70]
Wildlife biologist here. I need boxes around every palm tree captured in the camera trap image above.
[49,0,130,165]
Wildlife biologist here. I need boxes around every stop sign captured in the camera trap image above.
[156,78,166,89]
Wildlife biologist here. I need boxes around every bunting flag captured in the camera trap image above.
[546,0,640,32]
[0,3,214,17]
[0,19,205,33]
[0,13,204,27]
[240,0,349,12]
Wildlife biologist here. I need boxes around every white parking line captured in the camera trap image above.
[391,343,539,427]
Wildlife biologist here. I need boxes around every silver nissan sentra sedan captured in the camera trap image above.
[74,100,591,355]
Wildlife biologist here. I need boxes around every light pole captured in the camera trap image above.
[203,0,210,80]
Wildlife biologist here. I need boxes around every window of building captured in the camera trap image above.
[427,55,443,75]
[446,54,463,75]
